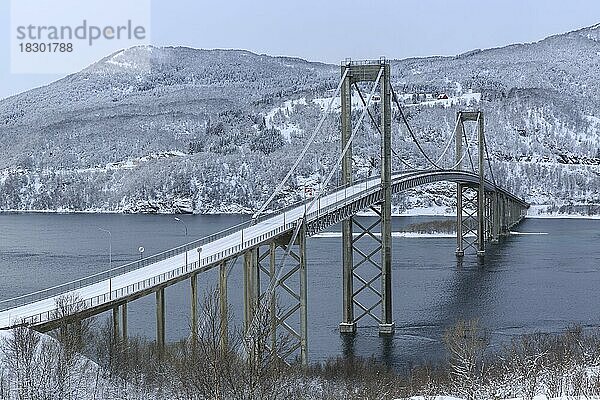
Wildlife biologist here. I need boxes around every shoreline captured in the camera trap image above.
[0,208,599,220]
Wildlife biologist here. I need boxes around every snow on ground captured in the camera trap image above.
[0,327,132,400]
[265,98,307,128]
[357,205,455,217]
[1,150,187,178]
[264,98,308,142]
[264,91,377,141]
[279,124,301,141]
[266,90,370,130]
[311,91,366,111]
[527,204,600,220]
[405,92,481,109]
[585,115,600,126]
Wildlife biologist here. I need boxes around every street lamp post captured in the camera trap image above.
[175,217,189,268]
[98,227,112,300]
[174,217,188,236]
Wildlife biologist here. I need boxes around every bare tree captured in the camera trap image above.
[171,286,239,399]
[503,331,552,400]
[1,323,40,400]
[234,294,295,400]
[443,319,488,400]
[49,293,95,399]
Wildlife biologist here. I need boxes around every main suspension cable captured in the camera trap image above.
[481,127,498,187]
[462,113,478,172]
[436,117,461,167]
[252,68,350,220]
[390,85,442,170]
[352,82,415,170]
[244,69,384,360]
[305,67,384,215]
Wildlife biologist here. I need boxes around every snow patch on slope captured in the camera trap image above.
[406,92,481,109]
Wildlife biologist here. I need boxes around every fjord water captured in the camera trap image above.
[1,213,599,370]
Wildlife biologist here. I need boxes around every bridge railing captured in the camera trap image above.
[2,169,523,320]
[2,169,530,327]
[9,176,388,325]
[0,219,253,312]
[0,174,388,313]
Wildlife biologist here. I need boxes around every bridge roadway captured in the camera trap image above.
[0,169,527,331]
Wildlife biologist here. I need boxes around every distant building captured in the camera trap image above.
[437,93,449,100]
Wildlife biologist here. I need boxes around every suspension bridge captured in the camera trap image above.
[0,59,528,365]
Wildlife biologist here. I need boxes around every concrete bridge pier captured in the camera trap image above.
[112,303,127,343]
[499,194,507,236]
[190,273,198,344]
[492,192,500,243]
[156,288,165,351]
[243,248,259,333]
[219,261,228,351]
[121,303,127,343]
[112,307,119,341]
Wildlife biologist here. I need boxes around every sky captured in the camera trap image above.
[1,0,600,99]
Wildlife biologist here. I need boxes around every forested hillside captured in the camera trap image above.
[1,24,599,215]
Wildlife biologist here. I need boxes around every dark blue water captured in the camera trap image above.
[1,213,599,370]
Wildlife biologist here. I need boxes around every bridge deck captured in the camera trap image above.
[0,170,527,330]
[0,174,386,328]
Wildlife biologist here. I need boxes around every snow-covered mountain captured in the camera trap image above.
[0,25,599,214]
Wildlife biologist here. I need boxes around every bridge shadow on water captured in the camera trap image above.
[336,230,524,372]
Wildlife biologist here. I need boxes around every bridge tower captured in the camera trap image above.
[339,59,394,335]
[454,110,506,257]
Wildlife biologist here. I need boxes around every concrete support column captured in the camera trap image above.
[121,302,128,344]
[504,196,507,234]
[190,273,198,343]
[243,248,259,332]
[379,62,394,335]
[156,288,165,351]
[456,184,464,256]
[499,195,506,235]
[112,307,120,342]
[492,192,500,243]
[112,303,128,343]
[219,261,228,351]
[340,216,355,333]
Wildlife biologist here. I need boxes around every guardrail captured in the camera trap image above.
[1,169,528,325]
[18,219,300,327]
[13,176,390,326]
[0,173,390,313]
